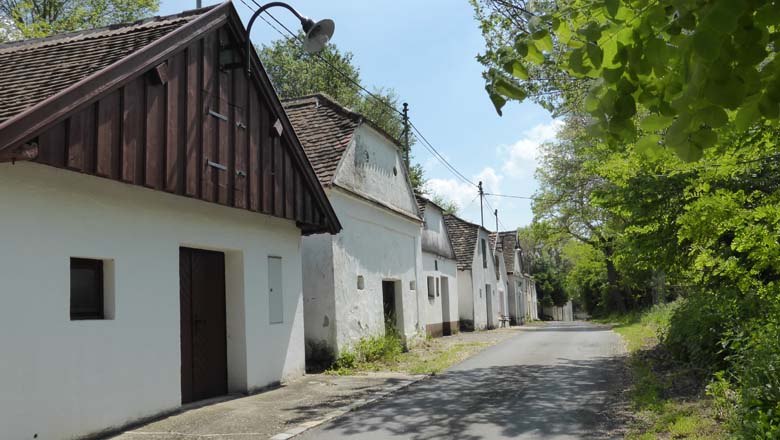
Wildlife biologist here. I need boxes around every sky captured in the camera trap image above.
[159,0,561,230]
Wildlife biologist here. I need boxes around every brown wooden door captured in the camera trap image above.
[180,247,228,404]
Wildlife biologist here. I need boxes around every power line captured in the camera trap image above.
[239,1,481,191]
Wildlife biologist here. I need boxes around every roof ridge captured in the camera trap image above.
[0,4,215,53]
[282,93,362,122]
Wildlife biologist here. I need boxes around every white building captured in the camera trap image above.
[284,94,425,360]
[492,231,539,324]
[444,215,501,330]
[490,232,510,325]
[0,4,341,439]
[416,195,459,336]
[543,301,574,321]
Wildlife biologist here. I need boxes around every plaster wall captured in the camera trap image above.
[493,250,509,318]
[469,228,500,329]
[301,232,336,357]
[0,163,306,440]
[422,252,458,336]
[457,269,474,328]
[420,202,456,259]
[326,190,423,352]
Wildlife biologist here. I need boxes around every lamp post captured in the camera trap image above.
[245,2,335,74]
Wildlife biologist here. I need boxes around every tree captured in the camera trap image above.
[0,0,158,39]
[430,193,459,215]
[472,0,780,161]
[258,36,433,193]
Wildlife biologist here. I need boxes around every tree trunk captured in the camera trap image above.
[604,252,625,314]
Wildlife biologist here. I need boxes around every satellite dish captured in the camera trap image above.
[302,18,335,54]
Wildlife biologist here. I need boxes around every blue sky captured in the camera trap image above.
[159,0,559,230]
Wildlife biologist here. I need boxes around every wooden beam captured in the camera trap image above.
[0,143,39,163]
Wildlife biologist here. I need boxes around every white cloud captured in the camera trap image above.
[425,167,503,212]
[501,120,564,178]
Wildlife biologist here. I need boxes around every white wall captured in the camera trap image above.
[468,229,500,330]
[422,252,458,334]
[0,163,306,440]
[301,233,336,357]
[304,189,423,354]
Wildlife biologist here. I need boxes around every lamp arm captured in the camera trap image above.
[245,1,308,74]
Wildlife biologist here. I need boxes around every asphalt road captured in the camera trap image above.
[297,321,626,440]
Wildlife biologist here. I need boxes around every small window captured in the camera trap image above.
[70,258,104,320]
[357,275,365,290]
[434,260,438,271]
[427,276,435,299]
[481,239,487,268]
[410,280,416,291]
[436,277,440,297]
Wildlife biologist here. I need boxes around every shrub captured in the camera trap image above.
[331,329,404,372]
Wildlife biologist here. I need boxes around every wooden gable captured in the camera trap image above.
[0,3,340,235]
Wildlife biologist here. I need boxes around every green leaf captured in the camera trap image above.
[494,77,527,100]
[672,141,704,162]
[690,127,718,148]
[603,67,623,83]
[696,106,729,128]
[503,60,529,80]
[635,134,661,156]
[586,44,603,70]
[488,90,506,116]
[534,31,554,52]
[604,0,619,18]
[735,101,760,131]
[639,114,674,131]
[758,94,780,119]
[525,44,545,65]
[692,27,721,61]
[614,94,636,118]
[569,48,588,74]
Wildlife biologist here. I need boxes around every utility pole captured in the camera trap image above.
[402,103,410,169]
[478,181,484,227]
[494,209,499,233]
[196,0,201,8]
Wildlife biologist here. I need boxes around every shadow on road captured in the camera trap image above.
[297,355,626,439]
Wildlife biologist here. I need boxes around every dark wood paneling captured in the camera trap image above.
[185,41,202,198]
[248,89,260,212]
[145,80,165,189]
[67,106,95,171]
[201,32,217,203]
[167,52,186,194]
[29,22,332,234]
[122,80,143,182]
[234,67,248,209]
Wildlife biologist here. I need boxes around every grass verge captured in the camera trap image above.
[599,303,726,439]
[327,332,489,376]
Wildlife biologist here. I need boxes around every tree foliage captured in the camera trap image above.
[0,0,158,39]
[472,0,780,161]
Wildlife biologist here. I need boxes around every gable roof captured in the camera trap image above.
[283,93,404,186]
[416,194,456,259]
[444,214,491,271]
[0,7,208,124]
[0,2,341,235]
[490,231,518,275]
[283,94,360,185]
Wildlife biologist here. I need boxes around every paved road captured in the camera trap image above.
[297,321,626,440]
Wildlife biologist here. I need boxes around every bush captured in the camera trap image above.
[331,329,404,372]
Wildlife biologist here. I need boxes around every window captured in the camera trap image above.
[70,258,104,320]
[436,277,440,297]
[409,280,416,291]
[481,239,487,268]
[357,275,365,290]
[434,260,438,271]
[427,276,435,299]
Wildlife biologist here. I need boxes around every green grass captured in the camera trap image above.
[327,333,488,376]
[600,302,726,439]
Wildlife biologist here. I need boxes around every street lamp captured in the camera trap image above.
[245,1,335,74]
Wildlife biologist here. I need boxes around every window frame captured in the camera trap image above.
[70,258,105,320]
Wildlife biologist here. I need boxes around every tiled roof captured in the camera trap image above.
[444,214,482,271]
[415,194,427,218]
[491,231,518,274]
[282,94,361,185]
[0,7,209,124]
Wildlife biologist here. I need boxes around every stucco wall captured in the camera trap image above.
[457,269,474,328]
[301,233,336,358]
[469,228,500,330]
[422,252,458,335]
[0,163,306,440]
[320,189,423,353]
[333,124,418,218]
[420,201,456,259]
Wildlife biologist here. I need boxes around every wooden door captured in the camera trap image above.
[180,247,228,404]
